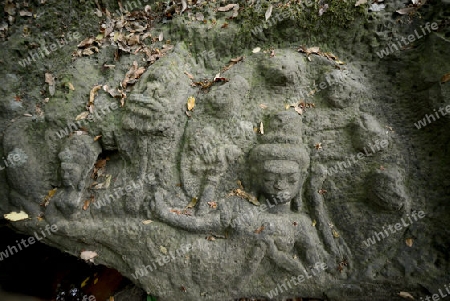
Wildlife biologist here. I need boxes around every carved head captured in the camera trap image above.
[249,144,309,205]
[205,75,249,119]
[58,136,102,191]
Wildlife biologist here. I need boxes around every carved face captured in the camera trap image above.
[61,162,82,188]
[260,160,300,203]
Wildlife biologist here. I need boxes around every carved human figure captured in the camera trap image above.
[48,136,101,219]
[151,111,344,278]
[180,75,254,214]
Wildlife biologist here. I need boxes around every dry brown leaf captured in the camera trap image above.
[217,4,238,12]
[45,73,54,85]
[398,291,414,299]
[228,186,260,206]
[207,201,217,209]
[186,197,198,209]
[91,175,112,189]
[405,238,414,247]
[187,96,195,111]
[396,7,417,14]
[332,229,340,238]
[184,71,194,79]
[77,37,95,48]
[19,10,33,17]
[76,111,89,121]
[441,73,450,83]
[254,226,265,234]
[94,159,107,169]
[89,85,102,105]
[83,199,91,210]
[94,135,102,141]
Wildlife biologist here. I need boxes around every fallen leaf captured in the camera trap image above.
[187,96,195,111]
[315,143,322,150]
[294,106,303,115]
[181,0,187,13]
[221,23,228,28]
[67,82,75,90]
[89,85,102,105]
[441,73,450,83]
[159,246,168,255]
[206,235,216,241]
[41,188,58,207]
[332,229,340,238]
[142,220,153,225]
[76,111,89,121]
[91,174,112,189]
[395,7,416,14]
[259,121,264,135]
[405,238,414,247]
[312,219,317,227]
[252,47,261,53]
[23,113,33,117]
[158,32,163,41]
[45,73,55,96]
[80,276,90,288]
[184,71,194,79]
[398,291,414,299]
[186,197,198,209]
[228,186,260,206]
[4,211,29,221]
[207,201,217,209]
[77,37,95,48]
[355,0,368,6]
[318,189,327,195]
[217,4,239,12]
[265,4,273,21]
[80,250,98,263]
[319,3,329,16]
[19,10,33,17]
[94,135,102,141]
[254,225,265,234]
[370,3,386,11]
[83,199,91,210]
[259,104,268,109]
[94,158,107,169]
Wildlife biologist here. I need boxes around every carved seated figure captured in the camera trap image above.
[47,136,101,219]
[151,111,342,277]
